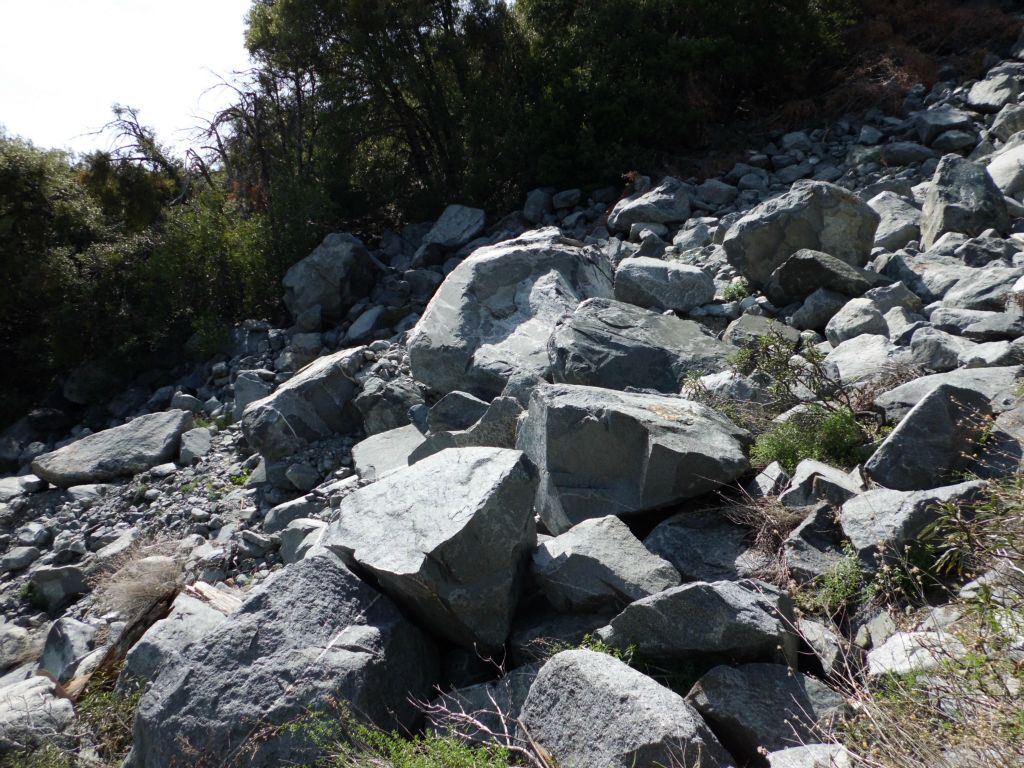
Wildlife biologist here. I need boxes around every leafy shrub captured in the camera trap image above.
[722,280,751,302]
[795,542,865,617]
[751,405,869,474]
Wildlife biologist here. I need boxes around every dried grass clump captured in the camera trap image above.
[92,542,183,622]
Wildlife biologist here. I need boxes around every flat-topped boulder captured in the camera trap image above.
[547,298,734,393]
[517,384,750,534]
[408,228,614,398]
[597,579,797,665]
[32,410,193,487]
[323,447,538,648]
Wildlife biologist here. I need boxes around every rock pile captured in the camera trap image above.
[3,35,1024,768]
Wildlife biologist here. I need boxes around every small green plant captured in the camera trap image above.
[280,704,519,768]
[230,469,252,487]
[194,414,232,430]
[750,405,869,474]
[795,542,865,617]
[578,633,636,666]
[722,279,751,302]
[18,582,47,611]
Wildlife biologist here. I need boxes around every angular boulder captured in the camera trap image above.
[644,510,766,583]
[596,579,797,666]
[422,204,486,249]
[767,249,890,305]
[533,515,680,613]
[241,347,364,459]
[865,384,993,491]
[874,366,1022,420]
[986,144,1024,197]
[687,664,847,763]
[547,298,734,393]
[119,593,228,689]
[32,410,193,488]
[867,191,921,251]
[0,676,75,752]
[322,448,538,648]
[723,181,880,287]
[518,650,732,768]
[920,156,1009,249]
[517,384,750,534]
[840,481,987,568]
[128,555,438,768]
[614,257,715,313]
[607,177,692,232]
[408,229,614,398]
[282,233,372,322]
[351,424,426,482]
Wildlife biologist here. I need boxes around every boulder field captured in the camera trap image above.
[4,39,1024,768]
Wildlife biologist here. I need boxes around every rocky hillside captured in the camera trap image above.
[3,30,1024,768]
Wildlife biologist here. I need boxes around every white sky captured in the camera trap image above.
[0,0,254,157]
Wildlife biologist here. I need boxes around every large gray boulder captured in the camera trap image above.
[824,298,888,345]
[322,448,537,649]
[282,233,372,322]
[687,664,847,763]
[548,298,734,393]
[767,249,890,305]
[874,366,1022,420]
[128,555,438,768]
[0,675,75,753]
[968,71,1021,113]
[533,515,680,613]
[723,181,880,287]
[614,257,715,313]
[607,177,692,232]
[840,481,987,568]
[351,424,427,482]
[422,204,486,249]
[517,384,750,534]
[408,229,614,398]
[913,106,975,145]
[241,347,363,459]
[32,410,193,488]
[986,144,1024,197]
[644,510,766,582]
[867,191,921,251]
[518,650,733,768]
[866,384,993,491]
[119,593,228,689]
[920,156,1009,249]
[596,580,797,666]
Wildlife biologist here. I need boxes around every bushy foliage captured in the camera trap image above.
[0,130,274,426]
[795,542,866,617]
[751,405,869,474]
[514,0,855,184]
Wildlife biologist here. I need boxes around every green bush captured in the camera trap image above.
[796,542,865,616]
[751,405,869,474]
[0,131,275,427]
